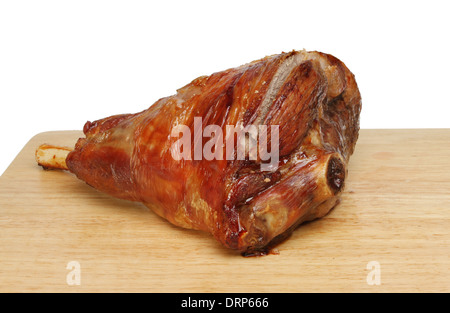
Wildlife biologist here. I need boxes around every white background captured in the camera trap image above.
[1,0,449,175]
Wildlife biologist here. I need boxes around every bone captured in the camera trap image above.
[35,144,72,170]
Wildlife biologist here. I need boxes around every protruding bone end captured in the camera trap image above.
[326,155,346,194]
[35,144,72,170]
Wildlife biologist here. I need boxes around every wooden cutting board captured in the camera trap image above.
[0,129,449,292]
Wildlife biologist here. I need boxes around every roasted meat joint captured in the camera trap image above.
[36,50,362,256]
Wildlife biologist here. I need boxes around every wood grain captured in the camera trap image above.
[0,129,449,292]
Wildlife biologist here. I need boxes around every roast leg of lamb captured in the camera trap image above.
[36,50,361,255]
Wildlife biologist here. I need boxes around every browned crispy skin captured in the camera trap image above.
[62,50,361,255]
